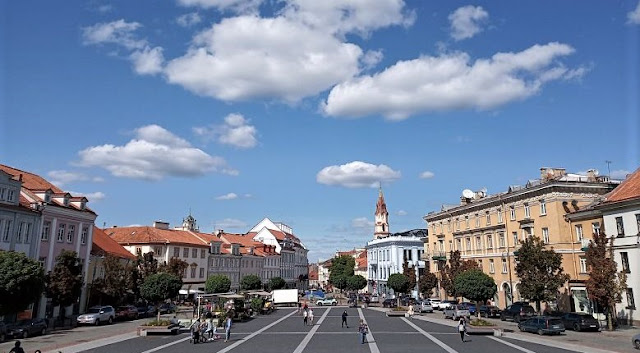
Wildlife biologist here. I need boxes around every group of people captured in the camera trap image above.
[300,304,314,326]
[7,340,60,353]
[189,315,232,343]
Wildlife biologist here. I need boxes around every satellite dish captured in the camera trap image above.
[462,189,474,199]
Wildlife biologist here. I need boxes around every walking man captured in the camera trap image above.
[303,309,308,326]
[358,319,369,344]
[308,308,314,325]
[224,316,232,342]
[458,318,466,342]
[341,310,348,328]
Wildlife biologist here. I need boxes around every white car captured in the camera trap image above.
[443,305,470,320]
[77,306,115,326]
[429,299,441,309]
[417,300,433,313]
[316,298,337,306]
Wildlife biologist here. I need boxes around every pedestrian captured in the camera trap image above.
[458,318,466,342]
[357,319,368,344]
[408,303,414,319]
[205,317,215,339]
[297,301,302,313]
[303,308,308,325]
[341,310,349,328]
[308,308,314,325]
[190,318,201,344]
[9,340,25,353]
[224,316,232,342]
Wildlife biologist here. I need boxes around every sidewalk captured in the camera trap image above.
[368,306,638,353]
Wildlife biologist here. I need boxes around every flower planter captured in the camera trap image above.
[137,325,179,336]
[386,310,407,317]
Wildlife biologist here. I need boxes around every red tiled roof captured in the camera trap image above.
[93,227,136,260]
[107,226,209,247]
[605,168,640,203]
[0,164,64,193]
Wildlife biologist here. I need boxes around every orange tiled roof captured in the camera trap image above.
[605,168,640,203]
[107,226,209,247]
[93,227,136,260]
[0,164,64,193]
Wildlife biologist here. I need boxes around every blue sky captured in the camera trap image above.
[2,0,639,262]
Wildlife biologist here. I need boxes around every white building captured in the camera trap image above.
[366,188,427,298]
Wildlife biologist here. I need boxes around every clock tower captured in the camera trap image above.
[374,186,390,239]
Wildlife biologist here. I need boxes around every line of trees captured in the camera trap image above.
[328,255,368,294]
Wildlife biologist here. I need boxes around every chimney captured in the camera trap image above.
[586,169,598,182]
[153,221,169,229]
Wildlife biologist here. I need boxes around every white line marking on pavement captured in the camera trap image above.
[402,318,459,353]
[215,309,299,353]
[488,336,537,353]
[139,336,191,353]
[358,307,380,353]
[292,307,331,353]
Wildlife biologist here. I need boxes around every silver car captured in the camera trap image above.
[417,300,434,313]
[77,305,115,326]
[444,305,470,320]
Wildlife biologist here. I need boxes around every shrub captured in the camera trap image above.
[469,319,495,326]
[145,319,171,326]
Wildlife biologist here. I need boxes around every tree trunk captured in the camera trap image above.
[157,305,161,323]
[535,300,541,314]
[607,305,613,331]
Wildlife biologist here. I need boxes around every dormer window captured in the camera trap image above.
[44,190,52,203]
[63,195,70,206]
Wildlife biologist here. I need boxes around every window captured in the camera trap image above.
[476,236,482,250]
[498,208,503,223]
[23,222,31,243]
[136,247,142,255]
[38,257,46,268]
[487,235,493,249]
[2,220,11,242]
[184,247,189,258]
[154,246,162,255]
[512,232,518,246]
[579,257,587,273]
[199,268,205,278]
[542,228,549,244]
[42,221,51,241]
[475,214,480,227]
[67,224,75,243]
[57,224,65,242]
[183,268,187,278]
[499,233,506,248]
[466,238,471,251]
[456,239,462,251]
[456,218,460,231]
[621,252,630,273]
[575,225,584,241]
[616,217,624,236]
[16,222,23,243]
[192,248,197,258]
[592,222,601,236]
[510,206,516,220]
[501,258,508,273]
[191,267,196,278]
[627,288,636,309]
[524,203,530,218]
[522,227,533,239]
[81,227,88,245]
[540,199,547,215]
[7,189,15,202]
[174,247,180,258]
[489,259,495,273]
[0,188,5,200]
[465,216,469,229]
[201,249,206,259]
[636,214,640,234]
[486,211,491,225]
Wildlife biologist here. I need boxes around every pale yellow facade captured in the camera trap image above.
[423,168,617,312]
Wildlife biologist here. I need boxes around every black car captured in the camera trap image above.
[7,318,47,339]
[382,299,397,308]
[478,305,501,318]
[518,316,565,335]
[560,312,600,332]
[500,303,536,322]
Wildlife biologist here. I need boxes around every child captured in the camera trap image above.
[308,308,314,325]
[458,318,466,342]
[358,319,369,344]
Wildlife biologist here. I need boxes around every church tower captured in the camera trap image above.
[374,186,390,239]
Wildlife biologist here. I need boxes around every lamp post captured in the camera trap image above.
[502,251,514,306]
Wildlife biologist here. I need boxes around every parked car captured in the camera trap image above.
[159,303,176,314]
[518,316,565,335]
[428,299,441,309]
[116,305,139,320]
[401,296,417,306]
[77,305,115,326]
[316,298,337,306]
[501,303,535,322]
[632,332,640,350]
[0,322,7,342]
[136,305,155,318]
[560,312,600,332]
[460,302,477,315]
[370,295,379,303]
[478,305,500,318]
[438,300,457,310]
[444,305,470,320]
[6,318,47,339]
[382,299,397,308]
[417,300,434,313]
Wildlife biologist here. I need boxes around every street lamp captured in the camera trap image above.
[501,251,514,306]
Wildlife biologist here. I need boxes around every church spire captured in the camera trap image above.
[374,186,389,239]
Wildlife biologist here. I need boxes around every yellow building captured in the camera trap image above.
[423,167,618,312]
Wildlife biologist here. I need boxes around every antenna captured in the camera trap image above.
[605,160,611,177]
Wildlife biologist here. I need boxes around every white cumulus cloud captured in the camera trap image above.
[130,46,164,75]
[77,124,236,180]
[178,0,262,14]
[215,218,248,229]
[82,19,146,50]
[316,161,400,188]
[323,42,583,120]
[216,192,238,200]
[193,113,258,148]
[351,217,374,230]
[48,170,97,186]
[68,191,106,202]
[419,171,435,179]
[628,1,640,24]
[448,5,489,41]
[176,12,202,27]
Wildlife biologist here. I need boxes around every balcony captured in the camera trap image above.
[432,251,447,261]
[580,238,591,251]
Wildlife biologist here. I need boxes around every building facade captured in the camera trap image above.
[423,167,618,311]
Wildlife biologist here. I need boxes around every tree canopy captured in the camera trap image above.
[454,269,497,308]
[206,274,231,293]
[159,257,189,278]
[515,236,569,312]
[329,255,355,291]
[268,277,286,290]
[46,250,84,309]
[418,271,438,298]
[402,260,417,294]
[241,274,262,290]
[439,250,478,298]
[346,275,367,292]
[0,250,45,316]
[140,272,182,321]
[93,254,127,305]
[387,273,410,299]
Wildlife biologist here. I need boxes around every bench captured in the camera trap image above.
[137,326,180,336]
[385,311,407,317]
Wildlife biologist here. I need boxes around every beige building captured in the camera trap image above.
[423,167,618,312]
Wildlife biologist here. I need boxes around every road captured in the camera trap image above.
[18,306,628,353]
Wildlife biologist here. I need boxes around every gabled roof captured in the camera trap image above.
[107,226,209,247]
[605,168,640,203]
[92,227,136,260]
[0,164,64,193]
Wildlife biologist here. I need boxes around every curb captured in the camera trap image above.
[42,331,138,353]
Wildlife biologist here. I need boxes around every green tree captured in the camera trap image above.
[140,272,182,322]
[93,254,127,305]
[454,269,497,317]
[206,274,231,293]
[331,274,348,291]
[402,260,417,295]
[439,250,478,298]
[515,236,570,312]
[585,232,627,331]
[241,274,262,290]
[268,276,286,290]
[346,275,367,292]
[159,257,189,278]
[418,271,438,299]
[329,255,355,292]
[387,273,410,307]
[46,250,84,316]
[0,250,45,316]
